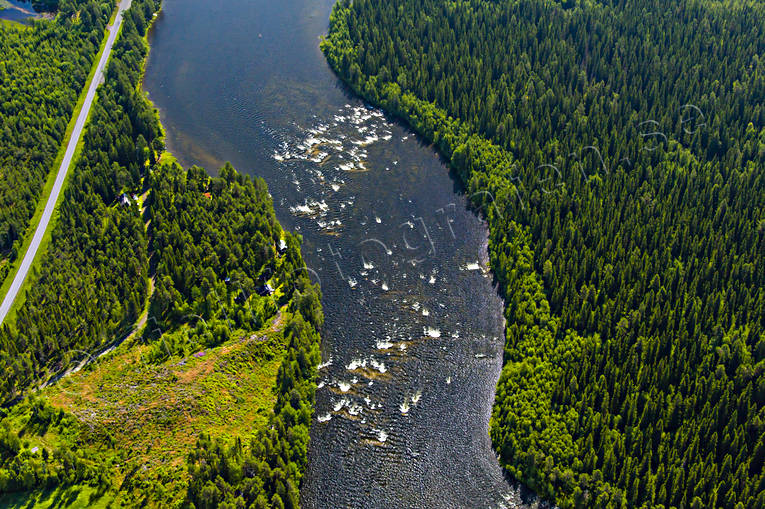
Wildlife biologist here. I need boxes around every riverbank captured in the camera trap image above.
[0,0,324,504]
[142,0,536,506]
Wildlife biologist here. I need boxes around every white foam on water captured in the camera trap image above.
[290,199,329,217]
[338,381,351,392]
[363,260,375,270]
[318,413,332,423]
[370,359,387,373]
[425,327,441,338]
[377,429,388,442]
[346,358,366,370]
[381,282,389,291]
[422,308,430,317]
[429,275,436,284]
[376,339,394,349]
[318,357,333,369]
[411,391,422,405]
[292,203,312,214]
[348,403,362,416]
[348,278,357,288]
[333,398,347,412]
[399,400,410,414]
[317,381,326,389]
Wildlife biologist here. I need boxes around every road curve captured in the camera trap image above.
[0,0,132,325]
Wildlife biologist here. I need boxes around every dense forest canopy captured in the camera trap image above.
[322,0,765,507]
[0,0,323,504]
[0,0,113,279]
[0,0,161,404]
[149,161,323,509]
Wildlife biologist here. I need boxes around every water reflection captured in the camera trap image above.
[0,0,44,23]
[145,0,544,507]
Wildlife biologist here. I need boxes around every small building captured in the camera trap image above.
[256,283,274,296]
[118,193,131,206]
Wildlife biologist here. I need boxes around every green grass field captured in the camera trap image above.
[0,309,290,508]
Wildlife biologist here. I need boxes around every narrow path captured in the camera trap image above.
[0,0,133,324]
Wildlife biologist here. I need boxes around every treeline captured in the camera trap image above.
[144,156,325,363]
[147,162,284,351]
[1,0,324,504]
[186,311,321,509]
[0,397,106,493]
[322,0,764,507]
[147,161,323,508]
[0,0,113,279]
[183,277,322,509]
[0,0,162,404]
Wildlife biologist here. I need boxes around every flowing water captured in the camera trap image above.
[0,0,43,23]
[144,0,542,507]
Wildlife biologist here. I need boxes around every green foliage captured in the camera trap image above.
[0,0,161,404]
[146,160,324,509]
[0,398,105,495]
[145,160,322,357]
[186,313,321,509]
[322,0,765,507]
[0,0,323,505]
[0,0,113,267]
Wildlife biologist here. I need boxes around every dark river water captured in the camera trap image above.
[0,0,41,22]
[144,0,542,507]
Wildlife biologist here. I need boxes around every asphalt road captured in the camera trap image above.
[0,0,133,325]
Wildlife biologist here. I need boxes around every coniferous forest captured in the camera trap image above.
[321,0,765,507]
[0,0,322,504]
[0,0,160,405]
[1,0,763,506]
[0,0,113,280]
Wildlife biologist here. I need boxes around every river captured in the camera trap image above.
[144,0,541,507]
[0,0,44,23]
